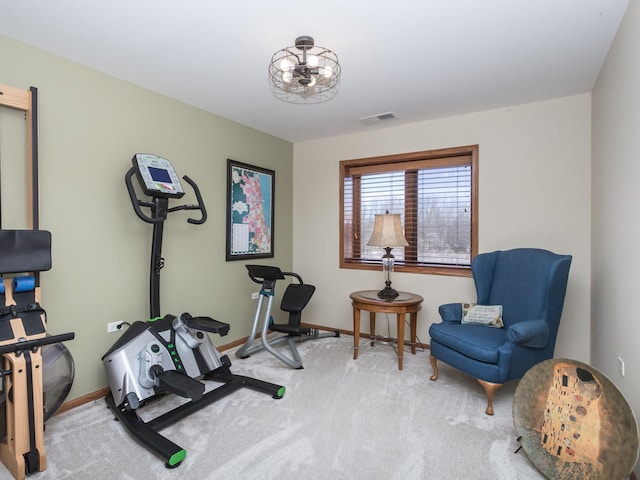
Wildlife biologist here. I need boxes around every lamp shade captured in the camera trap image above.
[367,213,409,248]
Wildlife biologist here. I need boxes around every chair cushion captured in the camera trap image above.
[429,322,506,364]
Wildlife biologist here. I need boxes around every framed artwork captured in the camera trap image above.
[226,159,275,261]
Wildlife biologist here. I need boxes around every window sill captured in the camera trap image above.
[340,261,472,278]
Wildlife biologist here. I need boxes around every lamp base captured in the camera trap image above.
[377,284,399,300]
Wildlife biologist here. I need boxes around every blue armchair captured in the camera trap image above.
[428,248,572,415]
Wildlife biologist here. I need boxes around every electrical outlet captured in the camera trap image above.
[107,321,123,333]
[617,356,625,377]
[251,292,260,300]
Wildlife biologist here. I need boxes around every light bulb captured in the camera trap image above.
[279,58,293,72]
[307,55,319,67]
[282,71,293,83]
[320,66,333,78]
[307,76,317,87]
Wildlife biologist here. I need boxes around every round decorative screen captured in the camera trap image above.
[513,358,638,480]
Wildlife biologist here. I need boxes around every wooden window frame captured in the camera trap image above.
[339,145,478,278]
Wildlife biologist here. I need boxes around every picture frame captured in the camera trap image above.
[226,159,275,261]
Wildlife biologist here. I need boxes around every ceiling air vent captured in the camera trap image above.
[358,111,398,126]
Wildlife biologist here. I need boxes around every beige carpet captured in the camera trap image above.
[0,335,544,479]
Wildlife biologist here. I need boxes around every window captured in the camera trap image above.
[340,145,478,277]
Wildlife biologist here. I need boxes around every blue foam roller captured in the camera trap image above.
[0,281,4,294]
[13,275,35,293]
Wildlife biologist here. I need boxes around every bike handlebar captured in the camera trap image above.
[246,265,303,285]
[125,167,207,225]
[180,175,207,224]
[125,167,160,223]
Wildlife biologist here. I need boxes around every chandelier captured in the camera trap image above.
[268,36,341,104]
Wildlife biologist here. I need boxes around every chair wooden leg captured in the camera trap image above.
[477,379,503,416]
[429,355,439,381]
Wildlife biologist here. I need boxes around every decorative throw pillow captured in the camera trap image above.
[461,303,504,328]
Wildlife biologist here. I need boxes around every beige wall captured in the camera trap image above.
[293,94,592,363]
[592,0,640,475]
[0,34,293,400]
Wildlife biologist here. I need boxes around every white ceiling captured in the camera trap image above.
[0,0,629,143]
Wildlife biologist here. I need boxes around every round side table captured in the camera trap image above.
[350,290,423,370]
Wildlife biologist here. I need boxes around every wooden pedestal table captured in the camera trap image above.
[350,290,423,370]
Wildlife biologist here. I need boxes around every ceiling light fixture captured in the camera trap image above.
[268,36,341,104]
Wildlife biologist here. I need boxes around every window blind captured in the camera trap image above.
[340,146,477,274]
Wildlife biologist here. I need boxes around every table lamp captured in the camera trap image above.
[367,211,409,300]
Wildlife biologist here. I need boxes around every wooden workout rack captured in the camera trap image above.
[0,83,74,480]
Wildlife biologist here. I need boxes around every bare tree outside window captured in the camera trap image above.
[339,145,478,277]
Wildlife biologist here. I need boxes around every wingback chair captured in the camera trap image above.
[428,248,572,415]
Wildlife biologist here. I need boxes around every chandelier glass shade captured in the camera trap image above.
[269,36,341,104]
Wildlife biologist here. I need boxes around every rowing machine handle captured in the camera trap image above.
[0,332,75,356]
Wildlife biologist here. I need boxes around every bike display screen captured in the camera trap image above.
[133,153,185,198]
